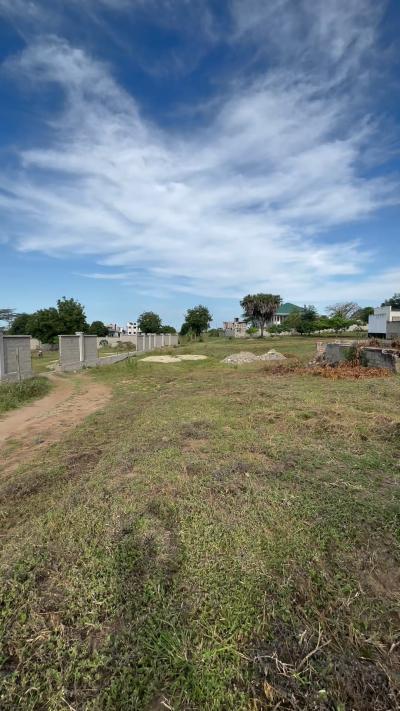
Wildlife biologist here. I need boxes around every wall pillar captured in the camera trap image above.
[161,334,165,347]
[76,332,85,364]
[0,332,5,380]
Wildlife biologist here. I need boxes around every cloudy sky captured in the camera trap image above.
[0,0,399,327]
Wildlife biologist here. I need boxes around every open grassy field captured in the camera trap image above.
[1,337,399,710]
[0,377,52,415]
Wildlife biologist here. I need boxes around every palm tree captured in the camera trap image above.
[240,293,282,337]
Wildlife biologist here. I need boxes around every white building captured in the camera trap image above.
[368,306,400,339]
[126,321,141,336]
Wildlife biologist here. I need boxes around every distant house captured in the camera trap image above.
[223,317,248,338]
[271,303,302,326]
[106,323,125,337]
[126,321,141,335]
[368,306,400,339]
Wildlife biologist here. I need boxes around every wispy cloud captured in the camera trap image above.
[0,1,399,306]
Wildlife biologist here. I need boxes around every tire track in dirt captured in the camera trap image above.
[0,373,111,476]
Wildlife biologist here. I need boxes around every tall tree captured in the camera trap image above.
[241,293,282,337]
[301,305,318,322]
[137,311,162,334]
[88,320,108,336]
[182,305,212,337]
[0,308,17,329]
[8,313,32,335]
[382,293,400,309]
[57,297,88,333]
[28,308,61,343]
[326,302,359,319]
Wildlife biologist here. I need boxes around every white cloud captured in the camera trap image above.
[0,0,399,306]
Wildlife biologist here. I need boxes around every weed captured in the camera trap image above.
[0,377,52,414]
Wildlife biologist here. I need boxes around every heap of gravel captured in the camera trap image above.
[222,351,260,364]
[222,349,286,365]
[258,349,287,361]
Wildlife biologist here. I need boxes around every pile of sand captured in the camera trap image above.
[141,354,208,363]
[222,350,286,365]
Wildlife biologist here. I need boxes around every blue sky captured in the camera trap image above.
[0,0,399,329]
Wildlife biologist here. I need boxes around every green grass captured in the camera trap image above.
[0,376,52,415]
[0,337,399,710]
[31,350,59,374]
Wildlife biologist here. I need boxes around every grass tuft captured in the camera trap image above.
[0,377,52,415]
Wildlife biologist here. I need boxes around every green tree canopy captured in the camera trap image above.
[241,293,282,337]
[162,325,177,334]
[301,305,318,322]
[182,305,212,337]
[57,297,88,334]
[137,311,162,334]
[330,315,350,333]
[180,322,191,336]
[28,308,61,343]
[382,293,400,309]
[8,313,32,335]
[88,320,108,336]
[353,306,374,324]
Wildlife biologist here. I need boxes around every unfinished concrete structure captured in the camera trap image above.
[0,333,33,382]
[316,341,400,373]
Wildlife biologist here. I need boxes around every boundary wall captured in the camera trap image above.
[0,334,33,382]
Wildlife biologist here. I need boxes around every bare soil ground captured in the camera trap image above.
[0,373,111,475]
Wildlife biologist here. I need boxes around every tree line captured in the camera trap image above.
[1,298,108,343]
[138,306,212,337]
[1,292,399,342]
[238,293,400,336]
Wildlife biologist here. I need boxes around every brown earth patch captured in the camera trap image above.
[0,373,111,477]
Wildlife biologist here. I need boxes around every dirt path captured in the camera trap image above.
[0,373,111,474]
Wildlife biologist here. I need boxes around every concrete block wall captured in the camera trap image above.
[324,342,353,364]
[321,341,400,373]
[97,333,178,352]
[362,348,400,373]
[0,334,33,382]
[59,335,81,369]
[97,335,137,349]
[84,335,98,363]
[387,322,400,340]
[59,333,98,371]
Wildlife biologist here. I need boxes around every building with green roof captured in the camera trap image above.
[271,303,302,326]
